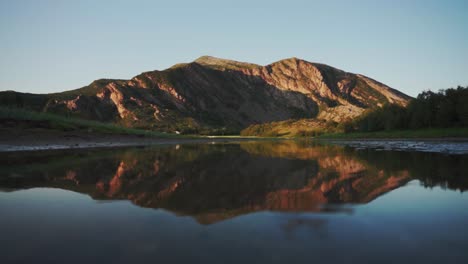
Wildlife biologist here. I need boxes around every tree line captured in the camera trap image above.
[347,86,468,132]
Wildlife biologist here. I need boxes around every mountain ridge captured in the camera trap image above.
[0,56,412,134]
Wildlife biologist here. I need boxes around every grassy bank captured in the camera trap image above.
[0,107,178,138]
[318,127,468,139]
[240,119,336,137]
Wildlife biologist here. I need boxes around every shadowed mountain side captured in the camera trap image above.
[0,64,318,133]
[0,56,411,134]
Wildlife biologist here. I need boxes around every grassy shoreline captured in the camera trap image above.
[2,107,468,141]
[0,107,179,138]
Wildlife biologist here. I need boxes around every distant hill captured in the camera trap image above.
[0,56,411,134]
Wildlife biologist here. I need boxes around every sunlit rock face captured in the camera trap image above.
[0,56,411,132]
[1,141,467,224]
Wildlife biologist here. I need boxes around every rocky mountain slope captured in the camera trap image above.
[0,56,411,134]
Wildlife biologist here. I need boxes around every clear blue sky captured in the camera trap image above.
[1,0,467,97]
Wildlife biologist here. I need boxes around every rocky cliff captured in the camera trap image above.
[0,56,411,133]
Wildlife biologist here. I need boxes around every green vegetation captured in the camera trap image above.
[320,86,468,138]
[349,86,468,131]
[240,119,339,137]
[0,106,177,137]
[242,86,468,139]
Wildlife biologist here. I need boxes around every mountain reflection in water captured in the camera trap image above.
[1,141,467,224]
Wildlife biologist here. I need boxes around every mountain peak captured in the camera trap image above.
[283,56,301,62]
[193,56,261,70]
[269,57,315,66]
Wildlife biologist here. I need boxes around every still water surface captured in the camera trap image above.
[1,141,467,264]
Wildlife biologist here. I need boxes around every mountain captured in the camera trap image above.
[0,56,411,134]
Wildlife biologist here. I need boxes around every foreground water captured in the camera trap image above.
[1,140,467,264]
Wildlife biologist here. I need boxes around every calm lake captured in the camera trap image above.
[1,140,467,264]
